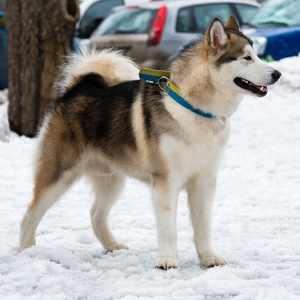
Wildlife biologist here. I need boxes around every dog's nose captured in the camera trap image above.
[272,70,281,82]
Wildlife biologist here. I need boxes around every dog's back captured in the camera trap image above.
[55,72,141,160]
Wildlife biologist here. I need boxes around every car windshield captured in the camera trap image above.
[93,8,156,35]
[251,0,300,27]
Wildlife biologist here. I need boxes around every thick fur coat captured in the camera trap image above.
[20,17,281,269]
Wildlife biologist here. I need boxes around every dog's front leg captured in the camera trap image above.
[152,176,178,270]
[186,174,226,268]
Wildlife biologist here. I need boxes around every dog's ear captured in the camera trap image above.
[207,18,228,51]
[226,16,240,31]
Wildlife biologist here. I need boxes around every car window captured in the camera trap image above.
[193,4,233,32]
[94,9,156,35]
[235,4,258,25]
[176,7,194,33]
[78,0,123,38]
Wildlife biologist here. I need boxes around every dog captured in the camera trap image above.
[19,17,281,269]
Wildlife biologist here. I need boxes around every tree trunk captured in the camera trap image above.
[7,0,79,137]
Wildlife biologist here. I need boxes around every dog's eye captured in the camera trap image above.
[244,56,252,61]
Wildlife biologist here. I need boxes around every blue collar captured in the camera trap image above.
[139,68,217,119]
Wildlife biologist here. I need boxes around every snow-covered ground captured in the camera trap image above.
[1,57,300,300]
[0,89,9,142]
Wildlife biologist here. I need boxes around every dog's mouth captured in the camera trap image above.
[234,77,268,97]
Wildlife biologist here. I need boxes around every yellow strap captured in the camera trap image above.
[167,80,181,94]
[140,67,171,78]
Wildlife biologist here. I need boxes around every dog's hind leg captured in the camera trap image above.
[19,123,80,251]
[88,172,127,251]
[19,164,79,251]
[20,177,77,250]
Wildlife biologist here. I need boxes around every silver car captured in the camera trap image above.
[88,0,260,67]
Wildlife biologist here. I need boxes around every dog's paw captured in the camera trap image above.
[104,242,128,253]
[156,256,177,270]
[199,252,226,268]
[19,237,36,252]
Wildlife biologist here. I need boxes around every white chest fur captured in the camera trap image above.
[160,117,230,186]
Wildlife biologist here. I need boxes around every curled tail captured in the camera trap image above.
[55,48,139,96]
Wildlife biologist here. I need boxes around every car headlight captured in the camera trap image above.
[252,36,267,56]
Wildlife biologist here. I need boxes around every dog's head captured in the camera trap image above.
[205,16,281,97]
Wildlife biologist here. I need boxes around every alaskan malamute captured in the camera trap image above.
[20,17,281,269]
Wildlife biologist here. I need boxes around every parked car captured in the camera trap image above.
[87,0,260,67]
[246,0,300,60]
[77,0,152,39]
[77,0,125,39]
[0,10,7,90]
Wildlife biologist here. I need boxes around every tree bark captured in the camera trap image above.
[7,0,79,137]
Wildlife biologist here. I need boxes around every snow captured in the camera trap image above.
[273,56,300,89]
[0,89,10,142]
[1,57,300,299]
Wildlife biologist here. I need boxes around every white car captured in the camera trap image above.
[88,0,260,67]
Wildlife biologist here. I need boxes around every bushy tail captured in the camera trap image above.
[55,48,139,96]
